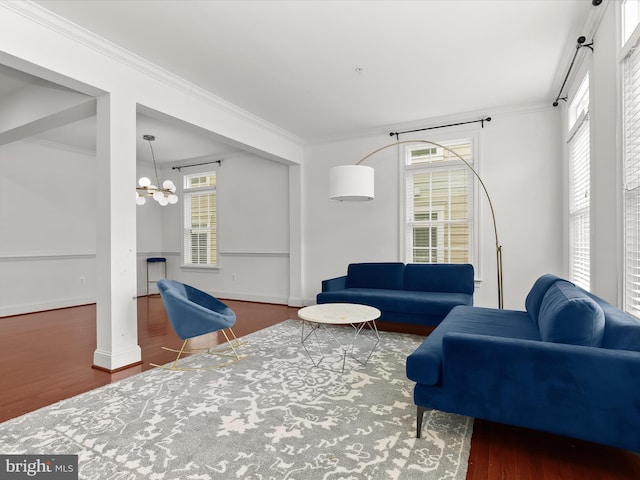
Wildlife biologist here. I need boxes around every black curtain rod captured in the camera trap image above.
[172,159,222,172]
[553,36,594,107]
[389,117,491,138]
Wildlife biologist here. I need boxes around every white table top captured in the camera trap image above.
[297,303,381,325]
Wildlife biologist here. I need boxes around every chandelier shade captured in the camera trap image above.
[136,134,178,206]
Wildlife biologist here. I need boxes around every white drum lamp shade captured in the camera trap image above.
[329,165,374,201]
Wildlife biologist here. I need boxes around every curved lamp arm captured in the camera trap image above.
[333,139,504,309]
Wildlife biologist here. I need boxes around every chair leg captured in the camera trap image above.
[171,339,189,369]
[151,329,247,371]
[161,328,245,356]
[150,339,190,370]
[416,405,428,438]
[221,328,242,360]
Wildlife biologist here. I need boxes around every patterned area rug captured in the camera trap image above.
[0,320,472,479]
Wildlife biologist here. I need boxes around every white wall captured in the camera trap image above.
[483,109,564,308]
[159,153,291,304]
[302,106,564,310]
[0,142,291,315]
[0,141,173,314]
[0,140,97,315]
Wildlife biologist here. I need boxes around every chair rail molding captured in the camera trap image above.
[0,252,96,262]
[219,250,290,258]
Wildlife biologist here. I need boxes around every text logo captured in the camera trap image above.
[0,455,78,479]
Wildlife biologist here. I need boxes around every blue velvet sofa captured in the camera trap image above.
[406,274,640,452]
[316,262,474,327]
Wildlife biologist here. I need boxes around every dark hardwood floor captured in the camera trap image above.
[1,297,639,479]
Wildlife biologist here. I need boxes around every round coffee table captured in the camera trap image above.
[297,303,381,373]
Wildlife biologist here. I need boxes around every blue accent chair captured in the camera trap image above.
[153,279,244,370]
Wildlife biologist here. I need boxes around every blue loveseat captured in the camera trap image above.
[317,262,474,327]
[406,274,640,452]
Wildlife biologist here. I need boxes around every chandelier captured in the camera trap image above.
[136,134,178,206]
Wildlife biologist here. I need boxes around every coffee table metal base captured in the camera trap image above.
[300,320,380,374]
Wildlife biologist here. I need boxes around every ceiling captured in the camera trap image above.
[0,63,239,163]
[2,0,597,159]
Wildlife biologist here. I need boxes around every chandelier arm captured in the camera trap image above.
[356,139,503,308]
[148,139,161,187]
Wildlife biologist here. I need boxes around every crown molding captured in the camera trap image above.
[4,1,304,146]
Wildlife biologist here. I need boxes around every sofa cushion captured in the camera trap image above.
[403,263,474,295]
[538,281,605,347]
[345,263,404,290]
[317,288,472,317]
[525,273,566,324]
[406,305,540,386]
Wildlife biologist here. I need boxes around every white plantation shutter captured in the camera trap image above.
[568,111,590,290]
[624,43,640,318]
[183,173,217,266]
[405,140,473,265]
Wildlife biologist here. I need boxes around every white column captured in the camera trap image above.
[93,92,141,371]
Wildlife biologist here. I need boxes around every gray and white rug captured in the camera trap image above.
[0,320,472,479]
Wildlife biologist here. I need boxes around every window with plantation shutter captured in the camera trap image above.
[183,172,217,266]
[404,140,474,265]
[567,74,590,290]
[623,38,640,318]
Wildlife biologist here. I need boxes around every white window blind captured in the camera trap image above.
[405,140,474,265]
[624,43,640,318]
[568,110,590,290]
[183,172,217,266]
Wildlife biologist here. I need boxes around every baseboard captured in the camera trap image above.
[287,297,306,307]
[92,361,143,374]
[0,296,96,318]
[291,297,316,307]
[93,345,142,371]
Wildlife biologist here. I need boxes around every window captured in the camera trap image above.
[183,172,217,266]
[567,74,590,290]
[405,139,474,265]
[412,211,444,263]
[623,33,640,318]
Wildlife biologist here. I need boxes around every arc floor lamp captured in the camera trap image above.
[329,139,504,309]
